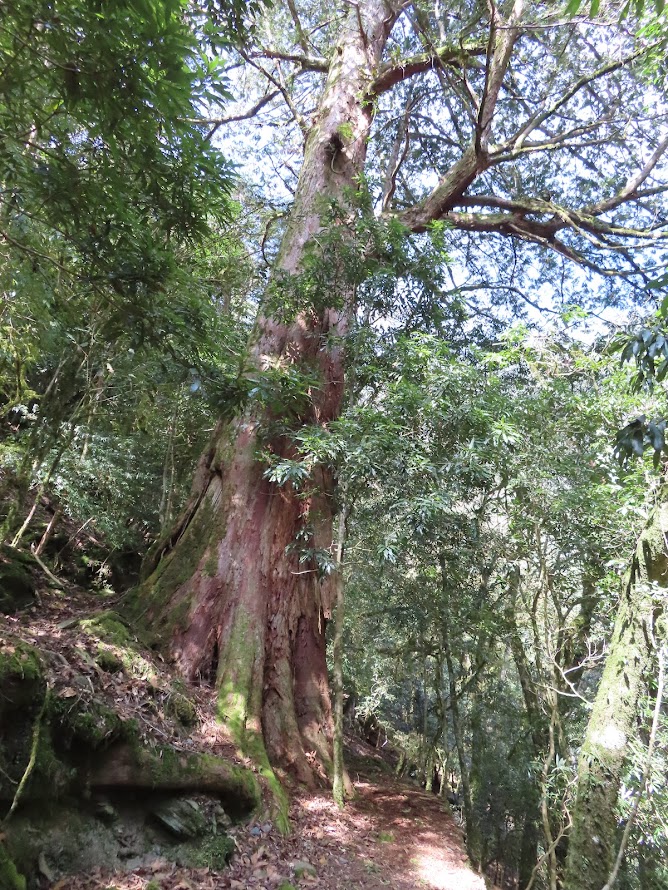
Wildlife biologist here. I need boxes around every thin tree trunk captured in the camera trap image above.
[439,556,479,864]
[159,393,181,532]
[443,628,477,862]
[563,493,668,890]
[10,425,75,548]
[602,645,665,890]
[34,504,61,557]
[332,507,353,806]
[506,569,546,888]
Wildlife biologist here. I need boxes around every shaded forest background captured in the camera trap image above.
[2,1,668,889]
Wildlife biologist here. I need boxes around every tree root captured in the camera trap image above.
[3,688,50,824]
[90,743,262,816]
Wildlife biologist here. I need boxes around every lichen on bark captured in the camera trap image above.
[564,493,668,890]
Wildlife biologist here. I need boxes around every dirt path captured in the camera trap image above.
[227,773,488,890]
[57,769,485,890]
[3,582,485,890]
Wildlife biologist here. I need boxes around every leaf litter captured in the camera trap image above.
[3,579,486,890]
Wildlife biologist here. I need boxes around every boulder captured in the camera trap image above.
[150,797,207,840]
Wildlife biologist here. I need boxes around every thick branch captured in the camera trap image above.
[459,195,668,242]
[369,43,486,97]
[476,0,525,153]
[396,146,480,229]
[396,205,648,280]
[286,0,311,55]
[391,2,524,227]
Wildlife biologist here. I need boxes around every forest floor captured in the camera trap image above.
[1,556,488,890]
[57,762,487,890]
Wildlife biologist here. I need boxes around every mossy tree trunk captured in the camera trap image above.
[134,1,399,788]
[563,494,668,890]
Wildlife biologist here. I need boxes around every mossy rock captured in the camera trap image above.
[80,612,156,681]
[4,804,126,884]
[0,641,42,689]
[173,834,235,871]
[0,842,26,890]
[166,691,197,727]
[91,743,262,819]
[95,648,124,674]
[80,611,133,647]
[0,546,36,614]
[0,641,47,799]
[150,797,207,840]
[49,695,123,752]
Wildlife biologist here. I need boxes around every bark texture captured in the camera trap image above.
[133,0,400,789]
[563,494,668,890]
[132,0,530,794]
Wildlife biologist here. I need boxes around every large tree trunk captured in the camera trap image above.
[131,2,398,790]
[563,492,668,890]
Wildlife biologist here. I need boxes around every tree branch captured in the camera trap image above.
[587,132,668,215]
[249,48,328,71]
[200,90,281,141]
[368,43,486,97]
[286,0,311,55]
[476,0,525,154]
[239,50,309,136]
[503,43,656,154]
[381,94,416,211]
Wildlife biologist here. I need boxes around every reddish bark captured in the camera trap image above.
[137,1,399,786]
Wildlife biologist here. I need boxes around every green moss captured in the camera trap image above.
[0,545,36,614]
[217,679,289,835]
[49,696,122,750]
[278,884,297,890]
[167,691,198,727]
[174,834,235,871]
[166,597,191,635]
[80,611,133,647]
[0,842,26,890]
[0,640,42,685]
[95,648,124,673]
[213,607,290,833]
[151,497,215,594]
[80,612,157,681]
[125,494,226,646]
[203,549,218,578]
[32,727,76,796]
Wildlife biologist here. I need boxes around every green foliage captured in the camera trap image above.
[0,0,258,554]
[338,329,660,879]
[609,322,668,466]
[565,0,666,22]
[0,0,236,277]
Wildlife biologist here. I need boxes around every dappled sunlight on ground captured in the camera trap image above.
[40,754,486,890]
[350,780,487,890]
